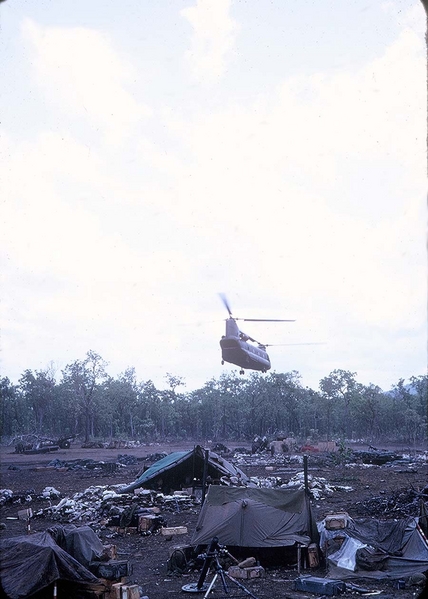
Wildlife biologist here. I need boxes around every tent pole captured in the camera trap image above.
[202,450,209,504]
[303,455,309,495]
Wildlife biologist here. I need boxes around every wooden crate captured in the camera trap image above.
[161,526,187,536]
[138,514,158,532]
[228,566,265,579]
[121,585,140,599]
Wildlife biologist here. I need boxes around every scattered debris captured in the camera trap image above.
[0,490,13,506]
[46,458,120,473]
[117,454,138,466]
[282,472,354,499]
[252,435,269,453]
[41,486,61,500]
[354,487,425,518]
[210,443,230,455]
[81,439,152,449]
[352,450,403,465]
[27,484,198,527]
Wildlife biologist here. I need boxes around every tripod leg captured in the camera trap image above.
[224,572,260,599]
[203,573,218,599]
[218,568,229,593]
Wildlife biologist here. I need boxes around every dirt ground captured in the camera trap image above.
[1,440,427,599]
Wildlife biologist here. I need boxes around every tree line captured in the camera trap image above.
[1,350,426,445]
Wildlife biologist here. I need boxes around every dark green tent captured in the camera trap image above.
[191,486,319,548]
[119,445,249,495]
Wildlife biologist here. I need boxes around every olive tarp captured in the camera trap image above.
[191,486,319,548]
[119,445,249,494]
[0,532,99,599]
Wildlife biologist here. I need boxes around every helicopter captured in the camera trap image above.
[219,294,295,375]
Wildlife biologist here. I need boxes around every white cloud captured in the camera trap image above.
[1,4,425,390]
[181,0,239,84]
[23,19,151,144]
[140,24,426,334]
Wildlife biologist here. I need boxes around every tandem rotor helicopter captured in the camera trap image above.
[219,294,296,375]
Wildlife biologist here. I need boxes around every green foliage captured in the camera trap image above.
[2,357,427,446]
[330,439,353,465]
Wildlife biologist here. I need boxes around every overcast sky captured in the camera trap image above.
[1,0,426,393]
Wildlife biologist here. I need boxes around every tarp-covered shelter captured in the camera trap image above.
[48,524,106,568]
[320,515,428,580]
[191,486,319,550]
[119,445,249,494]
[0,532,100,599]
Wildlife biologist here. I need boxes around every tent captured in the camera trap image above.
[119,445,249,494]
[191,486,319,550]
[0,532,100,599]
[319,515,428,580]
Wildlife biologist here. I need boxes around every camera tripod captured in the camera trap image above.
[182,537,260,599]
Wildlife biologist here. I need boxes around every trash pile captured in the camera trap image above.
[30,485,199,527]
[233,450,305,468]
[0,486,60,506]
[280,472,353,500]
[233,450,339,469]
[344,451,427,469]
[81,439,156,449]
[351,450,403,465]
[354,486,428,518]
[46,456,132,473]
[0,490,14,506]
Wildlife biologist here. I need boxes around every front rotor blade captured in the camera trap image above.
[240,318,296,322]
[219,293,233,317]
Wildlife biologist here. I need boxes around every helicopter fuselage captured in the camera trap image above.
[219,318,271,373]
[220,337,271,372]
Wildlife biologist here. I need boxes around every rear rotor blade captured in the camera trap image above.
[264,342,325,347]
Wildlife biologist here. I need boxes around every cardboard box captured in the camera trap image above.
[325,512,349,530]
[228,566,265,579]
